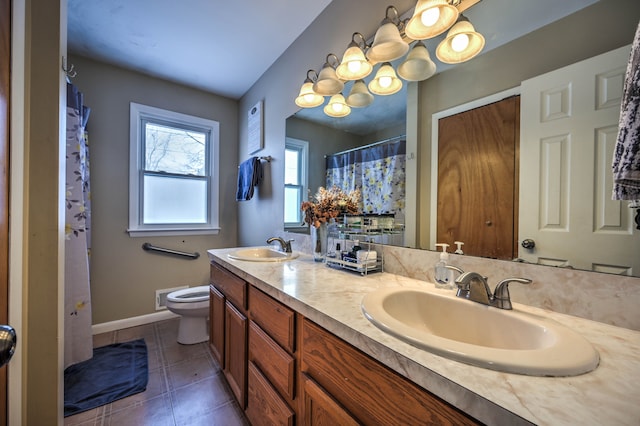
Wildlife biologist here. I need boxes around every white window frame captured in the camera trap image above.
[284,137,309,230]
[128,102,220,237]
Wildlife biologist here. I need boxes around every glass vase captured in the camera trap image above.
[311,222,328,262]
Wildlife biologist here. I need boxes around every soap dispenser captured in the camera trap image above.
[434,243,454,289]
[454,241,464,255]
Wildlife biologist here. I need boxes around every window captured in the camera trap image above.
[129,103,220,236]
[284,138,309,229]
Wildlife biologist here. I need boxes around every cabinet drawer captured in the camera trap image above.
[301,319,479,426]
[248,321,295,401]
[246,361,295,426]
[249,286,295,352]
[210,262,247,309]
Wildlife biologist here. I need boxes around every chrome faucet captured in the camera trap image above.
[454,272,531,310]
[266,237,293,253]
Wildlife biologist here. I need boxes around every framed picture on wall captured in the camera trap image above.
[248,100,263,154]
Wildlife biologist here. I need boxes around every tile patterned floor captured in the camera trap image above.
[64,318,249,426]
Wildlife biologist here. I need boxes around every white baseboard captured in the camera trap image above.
[92,310,179,335]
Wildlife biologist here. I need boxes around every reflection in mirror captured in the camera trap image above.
[284,0,640,277]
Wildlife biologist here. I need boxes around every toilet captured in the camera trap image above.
[165,286,210,344]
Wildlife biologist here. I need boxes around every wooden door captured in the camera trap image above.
[209,285,225,366]
[520,45,640,273]
[0,0,10,423]
[437,96,520,260]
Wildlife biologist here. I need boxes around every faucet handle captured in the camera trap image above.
[492,277,532,310]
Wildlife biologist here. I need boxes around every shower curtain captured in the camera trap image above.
[64,82,93,368]
[326,138,406,215]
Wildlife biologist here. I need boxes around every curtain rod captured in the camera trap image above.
[324,135,406,158]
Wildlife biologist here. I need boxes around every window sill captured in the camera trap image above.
[127,227,221,237]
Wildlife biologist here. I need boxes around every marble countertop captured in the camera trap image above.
[208,248,640,426]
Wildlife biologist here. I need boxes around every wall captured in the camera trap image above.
[69,55,239,324]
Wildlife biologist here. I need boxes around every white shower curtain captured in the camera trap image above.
[64,82,93,368]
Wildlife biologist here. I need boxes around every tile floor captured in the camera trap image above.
[64,318,249,426]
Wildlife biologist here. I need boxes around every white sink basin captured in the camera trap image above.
[362,287,599,376]
[228,247,299,262]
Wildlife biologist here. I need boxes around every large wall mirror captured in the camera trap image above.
[285,0,640,277]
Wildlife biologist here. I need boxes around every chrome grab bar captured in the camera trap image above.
[142,243,200,260]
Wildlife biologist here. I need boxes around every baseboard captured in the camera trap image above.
[92,310,179,335]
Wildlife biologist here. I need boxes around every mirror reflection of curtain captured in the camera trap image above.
[326,138,406,216]
[64,82,93,368]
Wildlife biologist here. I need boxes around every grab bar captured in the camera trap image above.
[142,242,200,260]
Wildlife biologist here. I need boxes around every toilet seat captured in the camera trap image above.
[167,285,209,303]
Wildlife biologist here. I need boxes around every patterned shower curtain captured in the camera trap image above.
[64,82,93,368]
[326,138,406,215]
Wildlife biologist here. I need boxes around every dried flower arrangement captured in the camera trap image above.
[301,186,361,228]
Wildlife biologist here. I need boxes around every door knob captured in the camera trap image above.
[521,239,536,249]
[0,325,16,367]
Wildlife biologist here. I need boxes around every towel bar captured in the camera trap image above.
[142,243,200,259]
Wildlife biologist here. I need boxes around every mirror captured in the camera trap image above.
[284,0,640,277]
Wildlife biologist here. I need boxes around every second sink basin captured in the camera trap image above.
[228,247,299,262]
[362,287,599,376]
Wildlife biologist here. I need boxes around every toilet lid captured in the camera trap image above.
[167,285,210,303]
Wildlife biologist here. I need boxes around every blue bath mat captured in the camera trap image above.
[64,339,148,417]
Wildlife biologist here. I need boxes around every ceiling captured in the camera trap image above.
[67,0,599,113]
[67,0,333,99]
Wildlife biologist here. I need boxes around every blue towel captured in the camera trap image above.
[236,157,263,201]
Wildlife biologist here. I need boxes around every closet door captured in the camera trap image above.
[437,96,520,260]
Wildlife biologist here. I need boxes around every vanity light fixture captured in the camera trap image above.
[405,0,459,40]
[324,93,351,117]
[336,33,373,81]
[436,15,485,64]
[296,1,484,115]
[397,41,437,81]
[313,54,344,96]
[367,6,410,63]
[346,79,375,107]
[368,62,403,96]
[295,70,324,108]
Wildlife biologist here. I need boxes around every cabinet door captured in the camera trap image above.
[224,301,248,408]
[246,362,295,426]
[302,373,359,426]
[209,285,225,366]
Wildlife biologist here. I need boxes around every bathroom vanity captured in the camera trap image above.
[207,248,640,425]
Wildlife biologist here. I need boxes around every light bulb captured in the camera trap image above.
[451,33,470,52]
[348,60,362,73]
[303,93,315,103]
[378,76,392,88]
[421,7,440,27]
[332,103,344,113]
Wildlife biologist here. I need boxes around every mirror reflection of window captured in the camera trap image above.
[284,138,309,229]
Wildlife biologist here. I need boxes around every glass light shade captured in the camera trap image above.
[368,63,402,96]
[313,62,344,96]
[346,80,374,108]
[367,22,410,63]
[436,20,485,64]
[397,42,436,82]
[405,0,459,40]
[336,43,373,81]
[295,81,324,108]
[324,94,351,117]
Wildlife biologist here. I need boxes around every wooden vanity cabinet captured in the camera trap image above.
[209,261,481,426]
[209,263,248,408]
